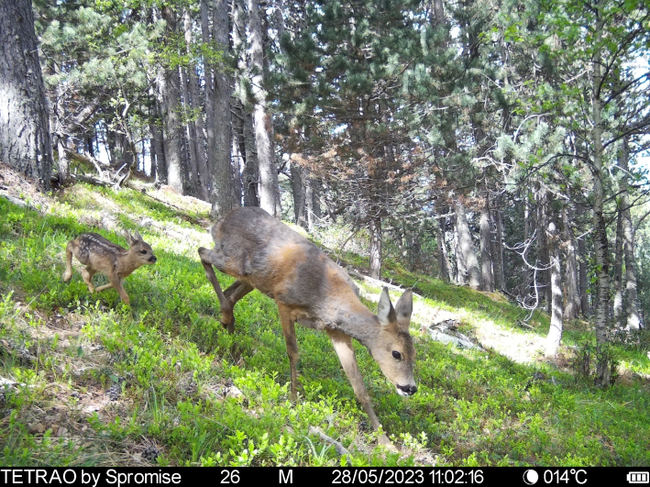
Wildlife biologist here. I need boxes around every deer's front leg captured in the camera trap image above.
[326,330,396,449]
[198,247,234,332]
[327,329,381,431]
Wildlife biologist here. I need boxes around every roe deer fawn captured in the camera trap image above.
[63,231,157,305]
[198,207,416,439]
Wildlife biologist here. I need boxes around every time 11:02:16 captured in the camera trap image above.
[430,469,485,484]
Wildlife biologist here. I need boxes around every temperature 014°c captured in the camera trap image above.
[523,469,588,485]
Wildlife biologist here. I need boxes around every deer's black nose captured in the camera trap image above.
[149,256,157,263]
[398,384,418,395]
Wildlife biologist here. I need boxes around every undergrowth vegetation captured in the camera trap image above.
[0,183,649,466]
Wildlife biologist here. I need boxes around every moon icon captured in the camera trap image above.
[523,469,539,485]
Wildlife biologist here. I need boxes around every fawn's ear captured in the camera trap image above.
[134,231,143,242]
[125,231,136,246]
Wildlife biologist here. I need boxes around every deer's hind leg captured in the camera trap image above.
[278,303,299,403]
[217,280,253,332]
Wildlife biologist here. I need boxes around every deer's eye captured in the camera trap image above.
[392,351,402,361]
[140,249,148,254]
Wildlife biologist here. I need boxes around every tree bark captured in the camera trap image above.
[369,217,382,279]
[209,0,235,217]
[179,63,201,197]
[545,218,564,357]
[183,9,209,200]
[578,233,590,317]
[455,201,481,289]
[492,207,505,291]
[613,208,625,330]
[619,137,643,330]
[0,0,53,189]
[201,0,217,197]
[536,189,551,313]
[248,0,279,215]
[479,201,494,291]
[232,0,259,208]
[591,49,612,387]
[562,206,581,321]
[436,212,452,283]
[291,162,307,228]
[160,7,185,194]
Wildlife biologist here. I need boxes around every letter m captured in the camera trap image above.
[278,469,293,484]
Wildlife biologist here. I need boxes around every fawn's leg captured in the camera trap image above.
[62,241,74,282]
[81,267,96,293]
[110,275,130,306]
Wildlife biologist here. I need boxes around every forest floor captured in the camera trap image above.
[1,163,649,466]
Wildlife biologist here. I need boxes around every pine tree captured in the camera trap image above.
[1,0,53,188]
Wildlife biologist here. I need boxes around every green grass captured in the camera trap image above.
[0,185,649,466]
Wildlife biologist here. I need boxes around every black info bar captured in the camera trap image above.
[0,467,645,487]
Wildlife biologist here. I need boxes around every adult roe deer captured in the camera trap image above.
[63,231,157,305]
[198,207,416,438]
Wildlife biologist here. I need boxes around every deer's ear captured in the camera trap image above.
[134,231,143,242]
[395,289,413,330]
[377,287,396,326]
[395,290,413,319]
[125,231,135,246]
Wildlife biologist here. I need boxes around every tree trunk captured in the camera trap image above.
[578,234,590,317]
[436,213,452,283]
[455,201,481,289]
[613,208,625,330]
[479,202,494,291]
[306,176,320,232]
[209,0,235,217]
[492,207,505,291]
[521,196,533,299]
[201,0,217,197]
[150,102,166,184]
[536,189,551,313]
[47,61,69,183]
[248,0,279,215]
[619,137,643,330]
[562,206,581,321]
[591,49,612,387]
[0,0,53,189]
[179,64,201,197]
[369,217,382,279]
[545,218,564,357]
[291,162,307,228]
[182,9,209,200]
[159,7,185,193]
[232,0,259,208]
[230,109,245,205]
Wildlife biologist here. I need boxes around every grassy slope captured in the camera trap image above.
[0,181,649,466]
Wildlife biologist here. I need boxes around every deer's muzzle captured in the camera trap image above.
[396,384,418,396]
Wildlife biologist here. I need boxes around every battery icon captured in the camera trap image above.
[628,472,650,484]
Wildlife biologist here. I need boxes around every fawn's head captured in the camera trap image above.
[126,231,157,266]
[369,288,417,397]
